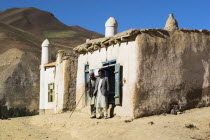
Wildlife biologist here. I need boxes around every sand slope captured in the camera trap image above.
[0,107,210,140]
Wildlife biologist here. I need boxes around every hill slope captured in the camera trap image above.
[0,7,104,46]
[0,22,74,110]
[0,7,103,110]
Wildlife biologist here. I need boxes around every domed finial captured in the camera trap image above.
[164,13,179,31]
[41,39,50,47]
[105,17,118,37]
[105,17,118,27]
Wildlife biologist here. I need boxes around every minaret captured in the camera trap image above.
[105,16,118,37]
[39,39,50,113]
[41,39,50,64]
[164,14,179,31]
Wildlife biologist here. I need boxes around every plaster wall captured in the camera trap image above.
[39,68,45,110]
[54,60,65,113]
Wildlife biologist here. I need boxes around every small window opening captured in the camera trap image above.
[48,83,54,102]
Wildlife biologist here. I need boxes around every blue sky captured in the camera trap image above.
[0,0,209,34]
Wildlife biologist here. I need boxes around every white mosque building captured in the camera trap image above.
[39,15,210,118]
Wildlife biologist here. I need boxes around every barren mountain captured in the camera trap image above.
[0,22,75,110]
[0,7,104,46]
[0,7,103,110]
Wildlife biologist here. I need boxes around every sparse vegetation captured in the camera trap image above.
[0,100,38,119]
[43,30,77,38]
[185,123,198,129]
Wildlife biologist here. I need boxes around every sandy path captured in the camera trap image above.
[0,117,72,140]
[1,107,210,140]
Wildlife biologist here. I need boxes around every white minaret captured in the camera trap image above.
[39,39,50,112]
[105,16,118,37]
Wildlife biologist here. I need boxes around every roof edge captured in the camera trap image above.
[73,28,210,55]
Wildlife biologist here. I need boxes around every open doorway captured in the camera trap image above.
[102,66,115,104]
[101,60,122,105]
[102,62,122,117]
[84,61,122,117]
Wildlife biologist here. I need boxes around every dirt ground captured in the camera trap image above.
[0,107,210,140]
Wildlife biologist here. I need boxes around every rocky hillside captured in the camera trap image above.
[0,7,104,46]
[0,22,74,110]
[0,7,103,110]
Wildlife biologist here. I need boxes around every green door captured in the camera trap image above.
[114,64,121,105]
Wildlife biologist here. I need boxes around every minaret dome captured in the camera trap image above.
[105,16,118,37]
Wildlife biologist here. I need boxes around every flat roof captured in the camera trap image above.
[73,28,210,55]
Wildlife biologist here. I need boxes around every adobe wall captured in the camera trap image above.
[134,30,210,118]
[55,51,77,113]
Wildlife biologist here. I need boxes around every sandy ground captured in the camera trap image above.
[0,107,210,140]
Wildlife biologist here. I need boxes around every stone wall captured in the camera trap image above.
[134,30,210,118]
[60,52,77,111]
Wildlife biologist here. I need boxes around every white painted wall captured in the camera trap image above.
[54,59,67,113]
[39,69,45,110]
[76,41,139,117]
[44,67,56,109]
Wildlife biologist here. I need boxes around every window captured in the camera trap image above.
[48,83,54,102]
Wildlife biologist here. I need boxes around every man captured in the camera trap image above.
[86,72,96,118]
[94,69,110,119]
